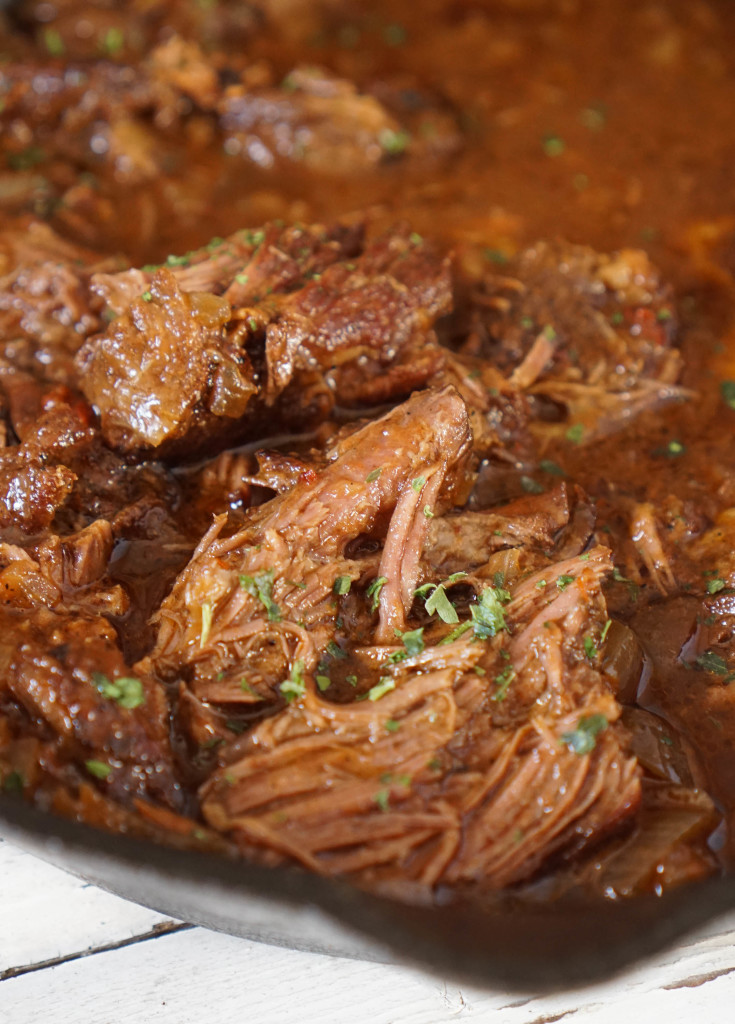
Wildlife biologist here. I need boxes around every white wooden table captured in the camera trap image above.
[3,839,735,1023]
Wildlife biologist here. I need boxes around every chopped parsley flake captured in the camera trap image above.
[539,460,565,477]
[366,576,388,612]
[600,619,612,643]
[141,290,152,302]
[385,719,401,732]
[91,672,145,710]
[280,659,306,703]
[102,26,124,55]
[240,680,262,699]
[721,380,735,410]
[471,585,511,639]
[412,476,426,492]
[565,423,584,444]
[437,620,473,645]
[235,273,249,285]
[542,133,565,157]
[493,665,515,701]
[415,572,468,624]
[2,771,24,794]
[695,651,733,678]
[423,505,435,519]
[85,759,111,780]
[333,575,352,596]
[556,574,575,591]
[316,675,331,691]
[561,713,608,755]
[484,248,508,265]
[373,789,390,812]
[580,104,606,131]
[366,468,382,483]
[520,475,545,494]
[239,569,281,622]
[387,627,425,662]
[43,27,65,56]
[583,636,597,660]
[8,146,46,171]
[384,23,407,46]
[379,128,411,156]
[707,578,726,595]
[326,640,347,660]
[366,677,396,701]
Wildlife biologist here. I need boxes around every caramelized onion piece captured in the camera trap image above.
[601,620,646,704]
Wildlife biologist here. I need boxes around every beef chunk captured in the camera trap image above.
[199,539,639,894]
[77,222,452,457]
[0,607,182,810]
[152,386,472,697]
[220,65,460,174]
[0,220,113,381]
[77,269,251,454]
[460,241,687,442]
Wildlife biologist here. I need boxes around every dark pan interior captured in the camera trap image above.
[3,793,735,990]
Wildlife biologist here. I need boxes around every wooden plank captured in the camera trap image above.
[4,919,735,1024]
[0,840,176,973]
[4,841,735,1023]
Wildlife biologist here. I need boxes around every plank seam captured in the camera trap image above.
[0,921,194,982]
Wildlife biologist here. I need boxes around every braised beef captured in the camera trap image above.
[4,0,735,908]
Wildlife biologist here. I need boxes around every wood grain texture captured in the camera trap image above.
[0,840,175,973]
[4,840,735,1023]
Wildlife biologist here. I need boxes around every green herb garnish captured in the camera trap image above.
[560,714,608,755]
[366,677,396,701]
[539,460,565,477]
[520,476,545,494]
[2,771,24,793]
[707,578,726,595]
[695,651,732,678]
[85,759,111,780]
[415,573,467,625]
[471,585,511,639]
[373,789,390,812]
[366,576,388,612]
[91,672,145,710]
[542,133,565,157]
[280,659,306,703]
[493,665,515,701]
[239,569,281,622]
[333,575,352,596]
[379,129,411,156]
[721,380,735,410]
[43,28,65,56]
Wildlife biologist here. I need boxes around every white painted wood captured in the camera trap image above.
[0,840,175,973]
[3,842,735,1024]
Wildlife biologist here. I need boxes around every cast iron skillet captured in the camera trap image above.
[3,792,735,990]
